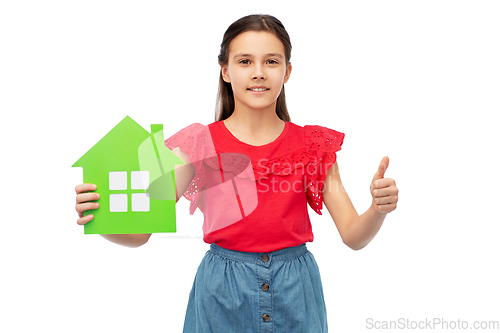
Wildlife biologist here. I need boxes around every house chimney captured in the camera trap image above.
[151,124,163,134]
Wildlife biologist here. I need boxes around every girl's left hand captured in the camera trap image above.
[370,156,399,214]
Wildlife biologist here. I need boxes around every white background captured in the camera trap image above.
[1,0,499,332]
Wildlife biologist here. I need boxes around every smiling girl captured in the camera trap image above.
[75,14,398,332]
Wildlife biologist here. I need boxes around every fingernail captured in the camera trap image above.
[92,185,97,190]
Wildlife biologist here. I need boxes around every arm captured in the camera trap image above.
[322,157,398,250]
[76,146,195,248]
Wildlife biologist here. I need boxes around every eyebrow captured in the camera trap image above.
[233,53,284,60]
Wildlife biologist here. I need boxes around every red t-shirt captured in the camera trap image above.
[165,120,344,253]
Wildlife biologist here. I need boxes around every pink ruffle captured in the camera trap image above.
[303,125,345,215]
[165,123,214,215]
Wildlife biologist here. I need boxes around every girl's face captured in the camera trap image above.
[221,31,292,113]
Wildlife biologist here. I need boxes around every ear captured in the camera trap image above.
[283,62,292,84]
[221,65,231,83]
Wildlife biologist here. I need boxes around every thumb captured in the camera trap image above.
[373,156,389,181]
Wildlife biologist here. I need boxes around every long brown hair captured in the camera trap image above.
[215,14,292,122]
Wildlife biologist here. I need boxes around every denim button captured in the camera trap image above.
[261,283,269,291]
[262,254,269,262]
[263,314,271,322]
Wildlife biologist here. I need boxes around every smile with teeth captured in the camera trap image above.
[248,88,269,92]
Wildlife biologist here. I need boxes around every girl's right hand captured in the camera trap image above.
[75,183,100,225]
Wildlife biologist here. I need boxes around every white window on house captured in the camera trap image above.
[109,171,150,212]
[131,171,149,189]
[109,171,127,190]
[131,193,150,212]
[109,193,128,212]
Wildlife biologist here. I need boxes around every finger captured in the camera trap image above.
[372,187,397,199]
[373,195,398,205]
[76,192,100,204]
[75,202,99,215]
[371,178,396,190]
[75,183,97,194]
[372,156,389,181]
[77,214,94,225]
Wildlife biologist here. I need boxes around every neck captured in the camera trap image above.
[225,101,284,136]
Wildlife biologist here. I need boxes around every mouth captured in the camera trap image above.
[247,87,270,92]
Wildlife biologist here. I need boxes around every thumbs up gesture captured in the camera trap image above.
[370,156,399,214]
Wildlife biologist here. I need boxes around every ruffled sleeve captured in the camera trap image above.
[164,123,215,215]
[304,125,345,215]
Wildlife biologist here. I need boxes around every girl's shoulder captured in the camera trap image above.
[165,122,214,164]
[287,122,345,150]
[164,121,345,159]
[166,122,207,141]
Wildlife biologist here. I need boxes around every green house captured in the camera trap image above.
[72,116,185,234]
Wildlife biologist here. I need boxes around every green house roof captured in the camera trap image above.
[72,115,184,171]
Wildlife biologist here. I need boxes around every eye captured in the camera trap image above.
[267,59,279,65]
[239,59,250,65]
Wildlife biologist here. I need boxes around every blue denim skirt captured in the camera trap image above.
[183,243,328,333]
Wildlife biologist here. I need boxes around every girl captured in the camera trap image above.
[75,14,398,332]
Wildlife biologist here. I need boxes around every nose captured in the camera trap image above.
[252,64,266,80]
